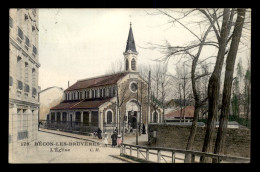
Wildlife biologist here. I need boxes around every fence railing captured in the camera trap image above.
[120,143,250,163]
[39,120,99,134]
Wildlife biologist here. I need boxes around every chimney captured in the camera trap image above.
[68,81,69,88]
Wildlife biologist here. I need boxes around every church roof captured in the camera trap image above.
[65,72,129,91]
[50,98,112,110]
[125,23,137,53]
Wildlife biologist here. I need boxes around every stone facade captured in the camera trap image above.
[9,8,40,160]
[148,124,250,158]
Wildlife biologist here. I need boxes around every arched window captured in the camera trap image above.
[131,58,136,71]
[153,111,158,123]
[126,59,129,70]
[107,111,112,124]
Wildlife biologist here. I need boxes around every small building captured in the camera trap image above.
[39,86,64,121]
[165,106,195,123]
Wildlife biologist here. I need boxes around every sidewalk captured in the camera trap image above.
[39,128,107,145]
[39,128,149,146]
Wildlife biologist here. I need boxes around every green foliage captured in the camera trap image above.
[231,94,239,117]
[229,115,250,128]
[198,119,207,123]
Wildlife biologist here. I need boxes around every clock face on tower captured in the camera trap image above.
[130,82,138,92]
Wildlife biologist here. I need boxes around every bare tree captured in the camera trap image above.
[106,60,124,74]
[213,8,246,162]
[144,8,250,163]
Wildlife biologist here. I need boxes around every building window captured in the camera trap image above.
[92,90,95,98]
[32,68,36,88]
[95,89,97,98]
[32,87,37,96]
[113,87,116,96]
[25,62,29,83]
[18,27,24,40]
[33,45,37,54]
[25,36,30,47]
[130,82,138,93]
[56,112,61,122]
[17,80,23,90]
[85,90,88,99]
[24,84,29,93]
[17,56,22,81]
[62,112,67,122]
[153,111,158,123]
[103,88,105,97]
[75,112,81,123]
[100,89,102,98]
[17,131,28,140]
[107,111,113,124]
[126,59,129,70]
[9,16,13,28]
[24,14,28,20]
[51,112,55,122]
[131,58,136,71]
[83,112,89,125]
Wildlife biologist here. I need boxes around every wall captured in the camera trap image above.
[148,124,250,158]
[39,87,64,120]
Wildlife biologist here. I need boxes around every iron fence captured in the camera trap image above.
[120,143,250,163]
[39,120,99,134]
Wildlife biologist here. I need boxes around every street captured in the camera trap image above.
[10,131,125,163]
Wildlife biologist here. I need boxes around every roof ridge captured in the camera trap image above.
[77,71,128,82]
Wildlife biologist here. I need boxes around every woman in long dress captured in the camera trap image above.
[111,131,117,148]
[103,132,108,147]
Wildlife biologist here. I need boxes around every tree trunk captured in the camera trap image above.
[213,8,246,163]
[185,23,213,163]
[200,8,231,163]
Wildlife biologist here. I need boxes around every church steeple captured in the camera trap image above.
[125,22,137,53]
[124,23,138,72]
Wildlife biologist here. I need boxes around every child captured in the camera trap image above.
[103,132,108,147]
[117,135,122,146]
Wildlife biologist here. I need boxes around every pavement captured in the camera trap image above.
[9,128,198,163]
[9,130,126,163]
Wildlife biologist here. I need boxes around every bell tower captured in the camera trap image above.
[124,22,138,72]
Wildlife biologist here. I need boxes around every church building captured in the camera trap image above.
[49,24,162,133]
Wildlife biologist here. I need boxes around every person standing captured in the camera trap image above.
[117,135,122,146]
[103,132,108,147]
[142,123,146,134]
[111,131,117,148]
[97,128,102,139]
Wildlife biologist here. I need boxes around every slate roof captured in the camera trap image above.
[125,23,137,53]
[65,72,129,91]
[50,98,112,110]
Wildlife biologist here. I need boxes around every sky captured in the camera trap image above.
[38,9,251,91]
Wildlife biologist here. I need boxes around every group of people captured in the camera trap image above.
[96,127,122,148]
[96,125,146,147]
